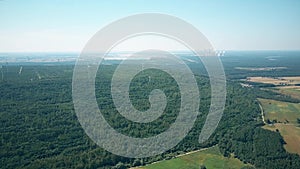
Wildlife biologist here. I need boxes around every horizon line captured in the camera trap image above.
[1,49,300,53]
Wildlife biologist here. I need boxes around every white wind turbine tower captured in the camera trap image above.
[1,65,3,81]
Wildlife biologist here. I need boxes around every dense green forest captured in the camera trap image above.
[1,52,300,169]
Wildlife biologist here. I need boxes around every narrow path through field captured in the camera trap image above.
[175,147,209,158]
[258,102,266,124]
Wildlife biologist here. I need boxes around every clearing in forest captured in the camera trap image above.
[133,146,250,169]
[246,76,300,86]
[259,98,300,155]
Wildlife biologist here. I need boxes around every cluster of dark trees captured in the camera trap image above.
[1,64,300,169]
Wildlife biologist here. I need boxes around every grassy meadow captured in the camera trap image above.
[134,146,250,169]
[258,98,300,123]
[259,98,300,155]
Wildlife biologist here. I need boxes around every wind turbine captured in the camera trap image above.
[1,65,3,81]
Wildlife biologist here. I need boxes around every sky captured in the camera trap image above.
[0,0,300,52]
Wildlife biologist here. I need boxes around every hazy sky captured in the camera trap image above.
[0,0,300,52]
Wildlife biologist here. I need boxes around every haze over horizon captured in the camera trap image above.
[1,0,300,52]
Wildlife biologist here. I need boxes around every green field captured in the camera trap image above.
[259,98,300,155]
[258,98,300,123]
[135,146,251,169]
